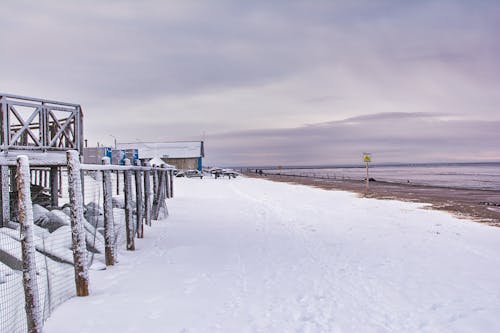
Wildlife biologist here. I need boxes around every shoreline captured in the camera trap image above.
[243,172,500,226]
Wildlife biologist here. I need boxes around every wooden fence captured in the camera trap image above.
[2,151,174,333]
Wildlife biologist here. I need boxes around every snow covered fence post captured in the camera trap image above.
[1,165,10,226]
[134,160,144,238]
[123,159,135,250]
[158,165,167,219]
[143,160,152,226]
[116,170,120,195]
[152,166,162,220]
[102,157,115,266]
[66,150,90,297]
[169,169,174,198]
[155,164,168,219]
[17,156,42,333]
[153,167,158,197]
[165,169,171,199]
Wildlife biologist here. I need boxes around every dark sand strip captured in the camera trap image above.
[244,172,500,226]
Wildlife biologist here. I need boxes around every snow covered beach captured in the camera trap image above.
[44,176,500,333]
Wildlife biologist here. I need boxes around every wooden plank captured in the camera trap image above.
[0,93,81,108]
[1,98,9,151]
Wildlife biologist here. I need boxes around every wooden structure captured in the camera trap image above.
[0,93,176,332]
[0,93,83,154]
[3,152,174,331]
[0,93,84,225]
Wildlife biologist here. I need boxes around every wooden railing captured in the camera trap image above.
[0,93,83,154]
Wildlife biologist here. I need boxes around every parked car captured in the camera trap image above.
[211,168,239,179]
[176,169,203,178]
[222,169,239,178]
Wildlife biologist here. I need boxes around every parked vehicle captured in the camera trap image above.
[176,169,203,178]
[221,169,239,178]
[210,168,239,179]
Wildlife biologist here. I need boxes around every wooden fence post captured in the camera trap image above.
[80,168,85,204]
[59,168,63,196]
[153,165,168,220]
[101,157,115,266]
[116,170,120,195]
[17,156,42,333]
[123,159,135,250]
[169,169,174,198]
[165,169,171,199]
[152,166,164,220]
[143,161,152,226]
[151,167,161,220]
[153,167,158,197]
[43,170,48,187]
[1,165,10,227]
[134,160,144,238]
[66,150,90,297]
[49,166,59,207]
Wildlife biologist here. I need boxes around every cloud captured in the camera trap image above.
[1,1,499,165]
[205,112,500,166]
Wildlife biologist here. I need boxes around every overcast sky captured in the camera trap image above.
[1,0,499,166]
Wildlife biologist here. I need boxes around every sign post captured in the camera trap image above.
[363,152,372,191]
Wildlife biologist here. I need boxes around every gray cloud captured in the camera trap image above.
[1,1,499,165]
[206,112,500,166]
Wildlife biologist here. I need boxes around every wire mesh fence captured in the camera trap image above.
[0,226,27,333]
[0,155,173,333]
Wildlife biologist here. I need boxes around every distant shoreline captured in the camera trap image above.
[244,172,500,227]
[231,161,500,170]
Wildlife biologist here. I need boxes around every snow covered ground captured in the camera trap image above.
[44,176,500,333]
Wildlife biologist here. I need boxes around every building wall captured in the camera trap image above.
[165,158,199,170]
[83,147,112,164]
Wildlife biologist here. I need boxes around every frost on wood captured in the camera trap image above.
[152,168,169,220]
[123,159,135,250]
[1,165,10,226]
[102,157,115,265]
[143,161,152,227]
[134,160,144,238]
[67,150,89,296]
[17,155,42,333]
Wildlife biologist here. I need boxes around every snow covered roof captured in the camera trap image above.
[117,141,204,159]
[148,157,175,168]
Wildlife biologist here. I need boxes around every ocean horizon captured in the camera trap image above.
[228,161,500,170]
[238,162,500,191]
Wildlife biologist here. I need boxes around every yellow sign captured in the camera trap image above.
[363,154,371,163]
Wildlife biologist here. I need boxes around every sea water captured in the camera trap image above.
[265,163,500,191]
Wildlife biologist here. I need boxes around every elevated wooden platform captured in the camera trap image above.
[0,93,83,158]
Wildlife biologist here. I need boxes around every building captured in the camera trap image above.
[83,147,138,165]
[116,141,205,171]
[82,147,112,164]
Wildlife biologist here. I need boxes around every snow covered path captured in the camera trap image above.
[44,177,500,333]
